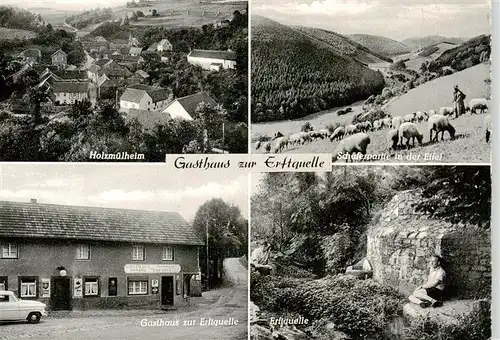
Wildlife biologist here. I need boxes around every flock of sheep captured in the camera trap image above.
[255,98,491,161]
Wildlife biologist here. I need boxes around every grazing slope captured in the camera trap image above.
[402,35,467,50]
[385,63,490,116]
[348,34,410,56]
[252,16,385,123]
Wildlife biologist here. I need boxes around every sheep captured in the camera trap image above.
[345,124,358,135]
[319,128,330,138]
[403,113,416,123]
[484,114,492,143]
[329,126,345,142]
[355,122,364,132]
[308,130,324,140]
[272,131,284,140]
[299,132,312,144]
[288,132,303,146]
[363,121,372,132]
[382,118,392,128]
[469,98,489,114]
[438,107,454,117]
[428,109,436,116]
[415,111,428,122]
[332,133,371,163]
[428,114,456,142]
[391,116,404,129]
[258,141,271,153]
[373,119,381,130]
[398,122,423,148]
[387,129,399,150]
[344,107,353,113]
[272,136,289,153]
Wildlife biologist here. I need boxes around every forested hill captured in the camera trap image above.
[401,35,467,50]
[251,16,385,123]
[293,26,392,64]
[0,6,43,32]
[347,34,410,57]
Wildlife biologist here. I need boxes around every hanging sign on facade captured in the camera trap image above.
[124,264,181,274]
[74,277,83,298]
[41,278,50,298]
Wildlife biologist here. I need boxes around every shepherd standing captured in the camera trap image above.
[453,85,466,118]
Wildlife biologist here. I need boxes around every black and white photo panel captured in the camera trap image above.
[0,1,248,161]
[250,0,491,163]
[0,163,248,340]
[250,166,491,339]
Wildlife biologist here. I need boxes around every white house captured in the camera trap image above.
[51,81,96,106]
[119,84,171,113]
[186,49,236,71]
[162,92,218,121]
[157,39,173,52]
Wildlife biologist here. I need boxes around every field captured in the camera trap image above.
[0,27,37,40]
[115,1,246,28]
[251,62,491,163]
[253,112,490,163]
[392,42,459,71]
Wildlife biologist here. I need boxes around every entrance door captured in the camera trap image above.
[51,277,71,310]
[161,276,174,305]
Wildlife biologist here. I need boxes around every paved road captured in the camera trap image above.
[0,258,247,340]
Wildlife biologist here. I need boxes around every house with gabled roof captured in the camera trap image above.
[157,39,173,52]
[119,84,171,113]
[187,49,236,71]
[0,199,203,310]
[51,81,96,106]
[51,49,68,68]
[162,92,218,121]
[19,48,42,66]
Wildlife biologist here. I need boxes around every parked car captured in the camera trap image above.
[0,290,47,323]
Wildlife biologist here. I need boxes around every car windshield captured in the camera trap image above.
[9,293,19,302]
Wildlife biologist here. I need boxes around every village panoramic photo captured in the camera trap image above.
[0,0,248,161]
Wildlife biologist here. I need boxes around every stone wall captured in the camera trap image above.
[367,190,490,298]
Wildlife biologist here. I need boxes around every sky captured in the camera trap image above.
[251,0,491,41]
[0,163,249,222]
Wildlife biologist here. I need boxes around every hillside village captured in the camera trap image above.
[0,4,248,161]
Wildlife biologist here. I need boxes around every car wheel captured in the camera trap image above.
[27,312,41,324]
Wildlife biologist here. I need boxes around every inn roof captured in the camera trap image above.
[0,200,204,245]
[188,49,236,61]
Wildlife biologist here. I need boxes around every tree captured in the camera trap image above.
[412,166,491,229]
[193,199,247,287]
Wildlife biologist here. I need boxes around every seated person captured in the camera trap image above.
[250,241,273,275]
[409,255,445,308]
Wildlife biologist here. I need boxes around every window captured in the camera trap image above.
[84,278,99,297]
[76,244,90,260]
[128,279,148,295]
[2,244,18,259]
[132,246,145,261]
[162,246,174,261]
[20,278,37,298]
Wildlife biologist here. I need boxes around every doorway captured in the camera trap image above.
[51,277,71,310]
[161,276,174,305]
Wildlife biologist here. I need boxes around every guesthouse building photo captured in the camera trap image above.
[0,199,204,311]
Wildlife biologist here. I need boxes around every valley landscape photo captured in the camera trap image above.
[251,0,491,163]
[0,0,248,161]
